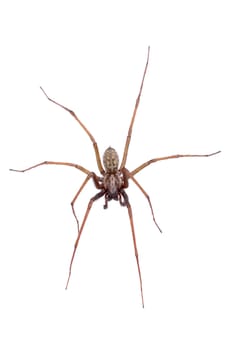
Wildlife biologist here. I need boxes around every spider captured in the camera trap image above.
[10,47,220,307]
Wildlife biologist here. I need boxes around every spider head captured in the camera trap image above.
[103,147,119,173]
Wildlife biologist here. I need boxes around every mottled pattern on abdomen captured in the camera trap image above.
[103,147,119,173]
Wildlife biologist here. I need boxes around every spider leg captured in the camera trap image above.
[131,151,221,176]
[121,190,144,308]
[65,189,106,289]
[10,161,94,235]
[71,174,93,232]
[40,87,105,175]
[120,47,150,170]
[124,169,162,233]
[10,161,91,175]
[71,172,103,232]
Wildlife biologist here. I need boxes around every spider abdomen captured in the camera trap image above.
[103,147,119,173]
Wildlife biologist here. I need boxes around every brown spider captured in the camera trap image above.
[10,47,220,307]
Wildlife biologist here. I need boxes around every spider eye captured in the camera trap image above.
[103,147,119,173]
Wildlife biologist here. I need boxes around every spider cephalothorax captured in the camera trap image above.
[102,170,125,206]
[10,47,220,307]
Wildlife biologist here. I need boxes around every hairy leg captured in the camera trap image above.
[120,47,150,170]
[131,151,221,176]
[10,161,91,175]
[124,169,162,232]
[121,190,144,308]
[65,190,106,289]
[40,87,105,175]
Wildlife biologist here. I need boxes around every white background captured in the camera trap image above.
[1,0,232,349]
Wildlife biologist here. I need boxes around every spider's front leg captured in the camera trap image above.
[121,189,144,308]
[70,172,105,232]
[71,174,93,232]
[66,188,106,289]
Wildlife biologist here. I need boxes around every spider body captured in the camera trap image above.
[103,172,124,200]
[102,147,123,199]
[10,47,220,307]
[92,146,127,208]
[103,147,119,173]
